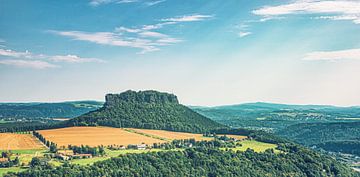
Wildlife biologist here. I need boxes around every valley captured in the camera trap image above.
[0,91,358,176]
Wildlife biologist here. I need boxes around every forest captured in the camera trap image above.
[68,91,224,133]
[5,144,358,177]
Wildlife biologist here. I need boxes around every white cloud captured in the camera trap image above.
[0,48,104,69]
[0,49,34,58]
[50,55,105,63]
[50,30,162,53]
[90,0,165,7]
[51,14,211,53]
[0,59,58,69]
[89,0,138,6]
[139,31,168,38]
[238,31,252,37]
[144,0,165,6]
[161,14,213,22]
[253,0,360,24]
[303,48,360,61]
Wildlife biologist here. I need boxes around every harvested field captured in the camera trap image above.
[38,127,166,147]
[128,128,212,141]
[0,133,44,150]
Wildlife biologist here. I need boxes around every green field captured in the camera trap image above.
[70,148,173,166]
[220,140,278,153]
[0,167,26,177]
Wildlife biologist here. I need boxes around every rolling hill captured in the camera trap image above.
[192,102,360,156]
[0,101,103,120]
[67,90,225,133]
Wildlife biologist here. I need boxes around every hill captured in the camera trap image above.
[67,90,225,133]
[0,101,103,121]
[278,122,360,156]
[192,102,360,156]
[192,102,360,131]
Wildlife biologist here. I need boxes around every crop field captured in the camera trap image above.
[128,128,213,141]
[0,133,44,150]
[38,127,166,147]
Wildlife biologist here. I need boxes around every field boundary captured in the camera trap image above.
[123,128,170,142]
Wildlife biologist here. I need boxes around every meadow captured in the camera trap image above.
[220,140,278,153]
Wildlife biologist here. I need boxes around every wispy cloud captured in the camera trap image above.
[0,48,104,69]
[238,31,252,38]
[253,0,360,24]
[89,0,137,6]
[0,59,58,69]
[50,30,164,53]
[89,0,165,7]
[50,55,105,63]
[161,14,213,22]
[303,48,360,61]
[0,49,34,58]
[236,23,252,37]
[144,0,165,6]
[51,14,211,53]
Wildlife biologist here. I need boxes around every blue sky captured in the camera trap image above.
[1,0,360,106]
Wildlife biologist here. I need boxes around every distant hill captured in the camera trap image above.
[67,90,225,133]
[278,122,360,156]
[192,102,360,131]
[192,102,360,156]
[0,101,103,120]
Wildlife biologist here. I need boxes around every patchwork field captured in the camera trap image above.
[0,133,44,150]
[38,127,166,147]
[128,128,213,141]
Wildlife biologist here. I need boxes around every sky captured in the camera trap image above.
[0,0,360,106]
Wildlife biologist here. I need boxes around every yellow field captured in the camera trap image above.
[38,127,166,147]
[128,128,213,141]
[0,133,44,150]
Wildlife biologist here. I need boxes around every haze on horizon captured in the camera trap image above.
[1,0,360,107]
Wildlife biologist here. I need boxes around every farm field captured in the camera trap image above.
[70,148,174,166]
[220,140,278,153]
[128,128,213,141]
[0,133,45,150]
[38,127,166,147]
[0,167,25,177]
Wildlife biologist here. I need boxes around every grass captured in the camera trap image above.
[0,167,26,177]
[0,149,48,166]
[0,149,45,155]
[220,140,278,153]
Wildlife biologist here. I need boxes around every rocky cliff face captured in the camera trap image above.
[105,90,179,107]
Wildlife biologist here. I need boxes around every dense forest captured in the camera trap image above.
[0,101,102,120]
[5,144,359,177]
[67,90,225,133]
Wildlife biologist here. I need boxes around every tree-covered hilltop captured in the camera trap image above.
[67,90,225,133]
[7,144,359,177]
